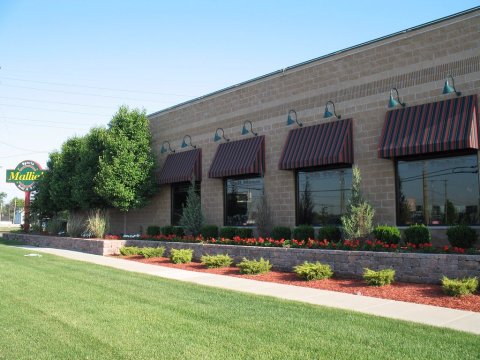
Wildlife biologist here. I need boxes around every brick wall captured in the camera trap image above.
[107,11,480,239]
[6,233,479,284]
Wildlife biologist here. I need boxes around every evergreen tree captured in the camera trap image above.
[179,180,203,236]
[341,166,375,239]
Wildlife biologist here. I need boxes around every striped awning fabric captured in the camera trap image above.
[157,148,202,184]
[378,95,479,158]
[278,118,353,170]
[208,136,265,178]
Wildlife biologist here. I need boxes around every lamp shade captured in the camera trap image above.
[287,114,295,126]
[213,132,222,142]
[323,108,333,118]
[160,145,167,153]
[241,126,249,135]
[181,139,188,148]
[443,79,455,95]
[388,94,399,108]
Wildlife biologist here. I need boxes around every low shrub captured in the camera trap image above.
[219,226,236,239]
[292,225,315,241]
[119,246,140,256]
[139,247,165,259]
[317,225,342,242]
[294,261,333,281]
[200,254,233,268]
[170,249,193,264]
[403,224,431,245]
[161,225,175,235]
[200,225,219,239]
[172,226,185,237]
[441,276,479,297]
[270,226,291,240]
[236,228,254,239]
[363,268,395,286]
[446,225,478,249]
[372,225,401,244]
[146,225,161,237]
[237,257,272,275]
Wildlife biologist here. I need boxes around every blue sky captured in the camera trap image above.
[1,1,478,200]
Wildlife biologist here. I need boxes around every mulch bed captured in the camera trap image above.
[120,255,480,313]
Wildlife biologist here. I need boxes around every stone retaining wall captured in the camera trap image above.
[4,233,479,284]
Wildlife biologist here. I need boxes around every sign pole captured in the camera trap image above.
[24,191,31,232]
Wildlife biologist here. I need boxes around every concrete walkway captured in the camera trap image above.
[18,246,480,335]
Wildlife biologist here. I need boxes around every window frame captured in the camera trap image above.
[394,150,480,227]
[295,164,353,227]
[223,175,264,227]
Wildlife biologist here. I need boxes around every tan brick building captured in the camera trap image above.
[109,8,480,243]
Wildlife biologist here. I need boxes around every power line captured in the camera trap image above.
[0,139,49,153]
[0,76,193,97]
[1,116,101,126]
[0,96,113,109]
[0,103,109,117]
[6,121,88,131]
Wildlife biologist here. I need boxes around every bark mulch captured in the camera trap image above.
[120,255,480,313]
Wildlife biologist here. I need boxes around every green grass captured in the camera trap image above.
[0,243,478,360]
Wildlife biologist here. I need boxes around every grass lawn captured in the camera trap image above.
[0,243,478,360]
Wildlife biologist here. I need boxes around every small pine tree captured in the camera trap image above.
[341,166,375,239]
[179,179,204,236]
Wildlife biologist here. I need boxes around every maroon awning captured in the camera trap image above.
[158,148,202,184]
[208,136,265,178]
[378,95,479,158]
[278,118,353,170]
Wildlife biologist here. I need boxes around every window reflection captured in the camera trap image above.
[225,177,264,226]
[397,154,479,225]
[297,168,352,226]
[171,182,200,226]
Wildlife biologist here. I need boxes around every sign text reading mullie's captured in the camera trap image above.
[6,160,45,191]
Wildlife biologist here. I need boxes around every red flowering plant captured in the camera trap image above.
[363,239,398,252]
[104,234,121,240]
[443,246,466,254]
[205,236,284,248]
[402,242,437,253]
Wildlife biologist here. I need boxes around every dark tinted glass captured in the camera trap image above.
[297,168,352,226]
[171,182,200,226]
[225,177,264,226]
[397,154,479,225]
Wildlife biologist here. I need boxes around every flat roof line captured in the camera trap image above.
[148,6,480,118]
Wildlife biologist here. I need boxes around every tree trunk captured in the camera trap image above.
[123,212,127,234]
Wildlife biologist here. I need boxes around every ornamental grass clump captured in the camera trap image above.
[170,249,194,264]
[294,261,333,281]
[66,212,85,238]
[86,210,108,239]
[119,246,141,256]
[139,247,165,259]
[237,257,272,275]
[363,268,395,286]
[441,276,478,297]
[200,254,233,268]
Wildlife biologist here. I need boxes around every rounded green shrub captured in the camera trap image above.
[200,225,219,239]
[119,246,141,256]
[200,254,233,268]
[161,225,175,235]
[363,268,395,286]
[294,261,333,281]
[372,225,401,244]
[219,227,236,239]
[237,257,272,275]
[403,224,431,245]
[146,225,161,237]
[139,247,165,259]
[236,228,254,239]
[446,225,478,249]
[441,276,478,297]
[170,249,193,264]
[317,225,342,242]
[270,226,291,240]
[292,225,315,241]
[172,226,185,237]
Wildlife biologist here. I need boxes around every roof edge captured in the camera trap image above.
[148,6,480,118]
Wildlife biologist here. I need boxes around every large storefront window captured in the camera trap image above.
[171,182,200,226]
[397,154,479,226]
[225,177,264,226]
[297,168,352,226]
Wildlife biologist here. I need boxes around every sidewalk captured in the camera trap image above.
[18,246,480,335]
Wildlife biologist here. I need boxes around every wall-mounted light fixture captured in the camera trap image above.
[241,120,258,136]
[181,135,197,149]
[286,109,303,127]
[388,88,406,108]
[213,128,230,142]
[442,75,462,96]
[323,100,341,119]
[160,141,175,154]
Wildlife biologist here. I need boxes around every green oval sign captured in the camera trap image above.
[6,160,45,192]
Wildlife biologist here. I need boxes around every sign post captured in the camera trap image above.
[5,160,45,232]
